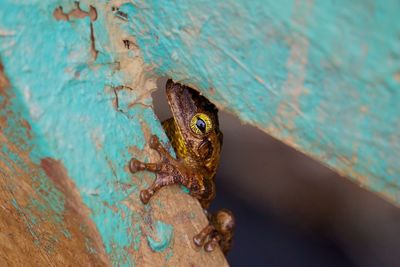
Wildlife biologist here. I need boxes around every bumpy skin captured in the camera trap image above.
[129,79,234,254]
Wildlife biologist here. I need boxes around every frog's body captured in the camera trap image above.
[129,79,234,253]
[162,118,217,208]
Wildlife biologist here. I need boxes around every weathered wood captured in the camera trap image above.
[1,61,109,266]
[0,1,227,266]
[2,0,399,265]
[124,0,400,205]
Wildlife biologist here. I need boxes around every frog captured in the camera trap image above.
[129,79,235,254]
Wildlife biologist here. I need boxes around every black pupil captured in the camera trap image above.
[196,118,206,133]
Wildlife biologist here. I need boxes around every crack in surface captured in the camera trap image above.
[53,2,98,60]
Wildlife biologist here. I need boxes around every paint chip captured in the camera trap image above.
[146,220,174,252]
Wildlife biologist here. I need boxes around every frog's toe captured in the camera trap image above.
[204,238,218,252]
[129,158,142,173]
[193,232,205,247]
[149,135,160,149]
[193,225,212,249]
[140,189,153,204]
[194,209,235,254]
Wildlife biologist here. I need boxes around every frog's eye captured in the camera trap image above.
[190,113,212,135]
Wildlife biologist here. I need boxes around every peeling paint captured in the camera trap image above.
[0,1,157,265]
[146,220,174,253]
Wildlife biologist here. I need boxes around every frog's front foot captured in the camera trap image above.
[129,135,181,204]
[194,209,235,254]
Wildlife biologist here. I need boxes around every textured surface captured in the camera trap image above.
[0,1,227,266]
[1,0,399,265]
[0,59,110,267]
[124,0,400,205]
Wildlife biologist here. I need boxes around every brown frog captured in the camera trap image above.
[129,79,235,254]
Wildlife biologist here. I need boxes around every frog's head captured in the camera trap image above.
[166,79,222,163]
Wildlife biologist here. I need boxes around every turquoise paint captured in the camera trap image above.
[0,1,173,265]
[146,220,174,252]
[124,0,400,204]
[180,185,190,194]
[165,249,173,261]
[298,0,400,196]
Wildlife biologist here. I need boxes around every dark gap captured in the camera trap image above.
[112,6,129,21]
[123,40,137,50]
[89,22,98,60]
[152,77,400,267]
[151,77,173,122]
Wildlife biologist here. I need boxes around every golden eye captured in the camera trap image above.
[190,113,212,135]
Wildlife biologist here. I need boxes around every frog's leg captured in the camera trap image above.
[146,134,176,163]
[129,135,185,204]
[194,209,235,254]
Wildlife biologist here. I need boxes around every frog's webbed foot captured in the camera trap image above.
[129,135,181,204]
[194,209,235,254]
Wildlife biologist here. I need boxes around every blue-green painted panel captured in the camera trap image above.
[122,0,400,204]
